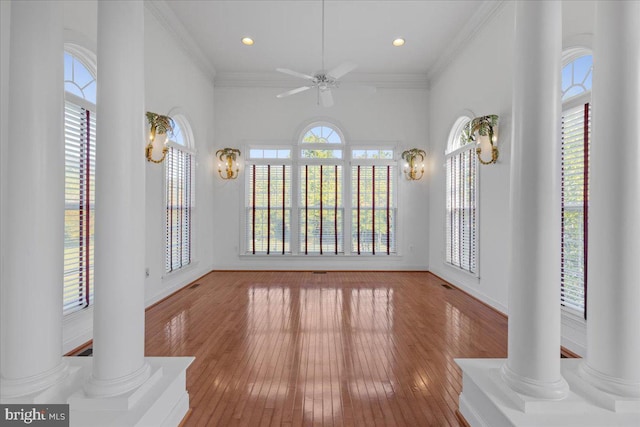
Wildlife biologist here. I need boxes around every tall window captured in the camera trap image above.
[445,117,477,274]
[165,117,195,273]
[351,149,396,255]
[243,122,399,256]
[246,149,292,254]
[63,50,96,315]
[298,125,344,254]
[561,53,592,317]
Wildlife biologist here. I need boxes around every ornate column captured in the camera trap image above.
[581,0,640,399]
[0,0,67,399]
[500,0,569,399]
[85,0,150,396]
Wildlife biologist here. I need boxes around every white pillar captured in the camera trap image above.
[0,0,67,398]
[500,0,569,399]
[84,0,150,397]
[581,0,640,399]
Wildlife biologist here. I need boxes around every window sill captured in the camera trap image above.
[443,261,480,280]
[161,259,200,280]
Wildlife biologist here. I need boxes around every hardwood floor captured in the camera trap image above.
[145,271,508,426]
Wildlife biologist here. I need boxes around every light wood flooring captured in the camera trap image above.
[145,271,508,426]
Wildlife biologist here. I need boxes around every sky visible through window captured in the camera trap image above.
[562,55,592,101]
[64,52,96,103]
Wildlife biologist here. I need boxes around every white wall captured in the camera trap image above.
[56,1,216,353]
[143,7,216,307]
[428,2,514,314]
[427,1,595,355]
[213,85,430,270]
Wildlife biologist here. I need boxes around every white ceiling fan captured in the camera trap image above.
[275,0,357,107]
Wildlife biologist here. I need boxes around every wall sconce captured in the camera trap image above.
[401,148,426,181]
[216,148,241,179]
[145,112,174,164]
[470,114,499,165]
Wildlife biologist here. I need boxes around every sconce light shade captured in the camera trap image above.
[469,114,499,165]
[401,148,426,181]
[145,112,174,164]
[216,148,241,180]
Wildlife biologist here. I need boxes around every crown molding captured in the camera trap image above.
[426,0,506,84]
[145,0,216,83]
[214,72,429,90]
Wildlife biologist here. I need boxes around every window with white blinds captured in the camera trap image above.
[445,118,477,274]
[351,164,396,255]
[165,145,194,273]
[561,103,590,315]
[560,53,592,318]
[243,123,400,256]
[63,50,96,316]
[247,163,292,254]
[299,164,343,254]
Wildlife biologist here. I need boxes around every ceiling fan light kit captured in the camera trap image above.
[275,0,358,107]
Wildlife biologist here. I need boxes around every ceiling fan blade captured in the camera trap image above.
[276,86,312,98]
[276,68,315,81]
[327,62,357,79]
[319,88,334,107]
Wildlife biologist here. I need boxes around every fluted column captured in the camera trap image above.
[581,0,640,399]
[85,0,150,397]
[500,0,569,399]
[0,0,67,398]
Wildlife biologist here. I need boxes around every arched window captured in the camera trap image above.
[165,115,195,273]
[560,52,592,317]
[298,123,344,254]
[243,120,398,257]
[63,48,96,315]
[445,116,477,274]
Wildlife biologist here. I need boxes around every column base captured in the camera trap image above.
[84,362,152,399]
[580,362,640,400]
[500,361,569,400]
[456,358,640,427]
[1,357,193,427]
[0,360,69,400]
[68,356,194,426]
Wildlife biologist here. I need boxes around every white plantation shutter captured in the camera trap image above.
[445,119,477,274]
[246,164,292,254]
[561,102,590,316]
[63,101,96,315]
[166,146,194,272]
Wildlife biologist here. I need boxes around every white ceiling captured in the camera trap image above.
[161,1,499,85]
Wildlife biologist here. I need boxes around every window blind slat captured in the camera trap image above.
[165,146,194,272]
[63,101,95,315]
[560,102,590,315]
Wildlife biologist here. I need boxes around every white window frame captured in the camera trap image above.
[444,116,479,276]
[297,122,346,255]
[63,46,97,316]
[164,114,196,275]
[244,145,293,255]
[349,145,398,256]
[560,49,592,319]
[241,122,401,257]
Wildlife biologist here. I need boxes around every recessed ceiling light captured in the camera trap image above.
[241,37,254,46]
[392,38,405,47]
